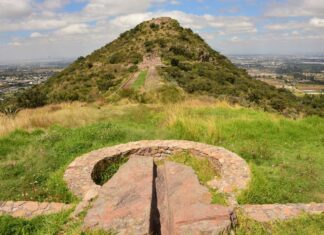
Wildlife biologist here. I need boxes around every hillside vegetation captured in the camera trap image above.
[1,17,323,117]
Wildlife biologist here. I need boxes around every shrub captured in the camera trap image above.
[150,23,160,31]
[171,58,179,67]
[169,46,193,58]
[128,65,138,73]
[109,52,125,64]
[16,86,47,108]
[129,52,143,64]
[96,73,115,91]
[87,62,93,69]
[157,84,184,103]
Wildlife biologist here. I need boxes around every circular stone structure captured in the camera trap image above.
[64,140,250,205]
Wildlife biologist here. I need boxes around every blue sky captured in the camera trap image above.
[0,0,324,62]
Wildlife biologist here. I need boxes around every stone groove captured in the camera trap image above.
[64,140,251,205]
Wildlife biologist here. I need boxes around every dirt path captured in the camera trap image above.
[122,71,140,89]
[121,55,164,91]
[144,66,164,91]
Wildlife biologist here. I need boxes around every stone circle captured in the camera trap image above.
[63,140,251,206]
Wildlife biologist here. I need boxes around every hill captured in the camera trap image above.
[1,17,323,116]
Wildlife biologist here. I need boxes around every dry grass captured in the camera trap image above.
[0,97,237,137]
[0,102,116,137]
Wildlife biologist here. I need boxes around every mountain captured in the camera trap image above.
[3,17,324,116]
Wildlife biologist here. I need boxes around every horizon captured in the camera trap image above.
[1,0,324,62]
[2,52,324,65]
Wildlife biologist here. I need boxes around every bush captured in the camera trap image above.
[109,52,125,64]
[16,86,47,108]
[96,73,115,91]
[170,46,193,58]
[157,84,184,103]
[129,52,143,64]
[171,58,179,67]
[128,65,138,73]
[150,23,160,31]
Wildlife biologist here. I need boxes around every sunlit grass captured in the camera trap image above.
[132,70,148,90]
[0,98,323,205]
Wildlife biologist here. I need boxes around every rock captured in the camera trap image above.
[156,161,232,235]
[84,155,154,235]
[241,203,324,222]
[83,187,100,202]
[24,201,39,212]
[72,201,89,218]
[0,201,71,218]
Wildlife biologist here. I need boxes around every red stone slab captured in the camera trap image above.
[84,156,154,234]
[156,161,232,234]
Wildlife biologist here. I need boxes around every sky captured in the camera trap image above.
[1,0,324,62]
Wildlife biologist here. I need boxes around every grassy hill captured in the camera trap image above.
[1,17,323,117]
[0,17,323,234]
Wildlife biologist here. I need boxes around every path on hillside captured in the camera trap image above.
[122,55,164,91]
[144,66,164,91]
[122,71,140,89]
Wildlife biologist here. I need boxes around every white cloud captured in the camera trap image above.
[0,0,32,19]
[265,0,324,17]
[83,0,151,19]
[56,23,90,35]
[8,41,22,47]
[0,18,68,32]
[309,17,324,27]
[230,36,240,42]
[30,32,46,38]
[265,22,306,31]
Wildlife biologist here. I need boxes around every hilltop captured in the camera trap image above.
[1,17,323,116]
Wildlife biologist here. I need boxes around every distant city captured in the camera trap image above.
[229,54,324,95]
[0,59,73,100]
[1,54,324,100]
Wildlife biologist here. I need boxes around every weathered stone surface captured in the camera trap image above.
[0,201,72,218]
[84,156,154,234]
[241,203,324,222]
[156,161,232,235]
[64,140,251,205]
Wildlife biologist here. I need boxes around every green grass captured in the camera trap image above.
[0,211,116,235]
[167,105,324,204]
[132,70,148,90]
[94,157,129,185]
[235,211,324,235]
[0,211,71,235]
[0,103,323,205]
[168,151,227,205]
[0,102,323,233]
[0,105,164,203]
[169,151,218,184]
